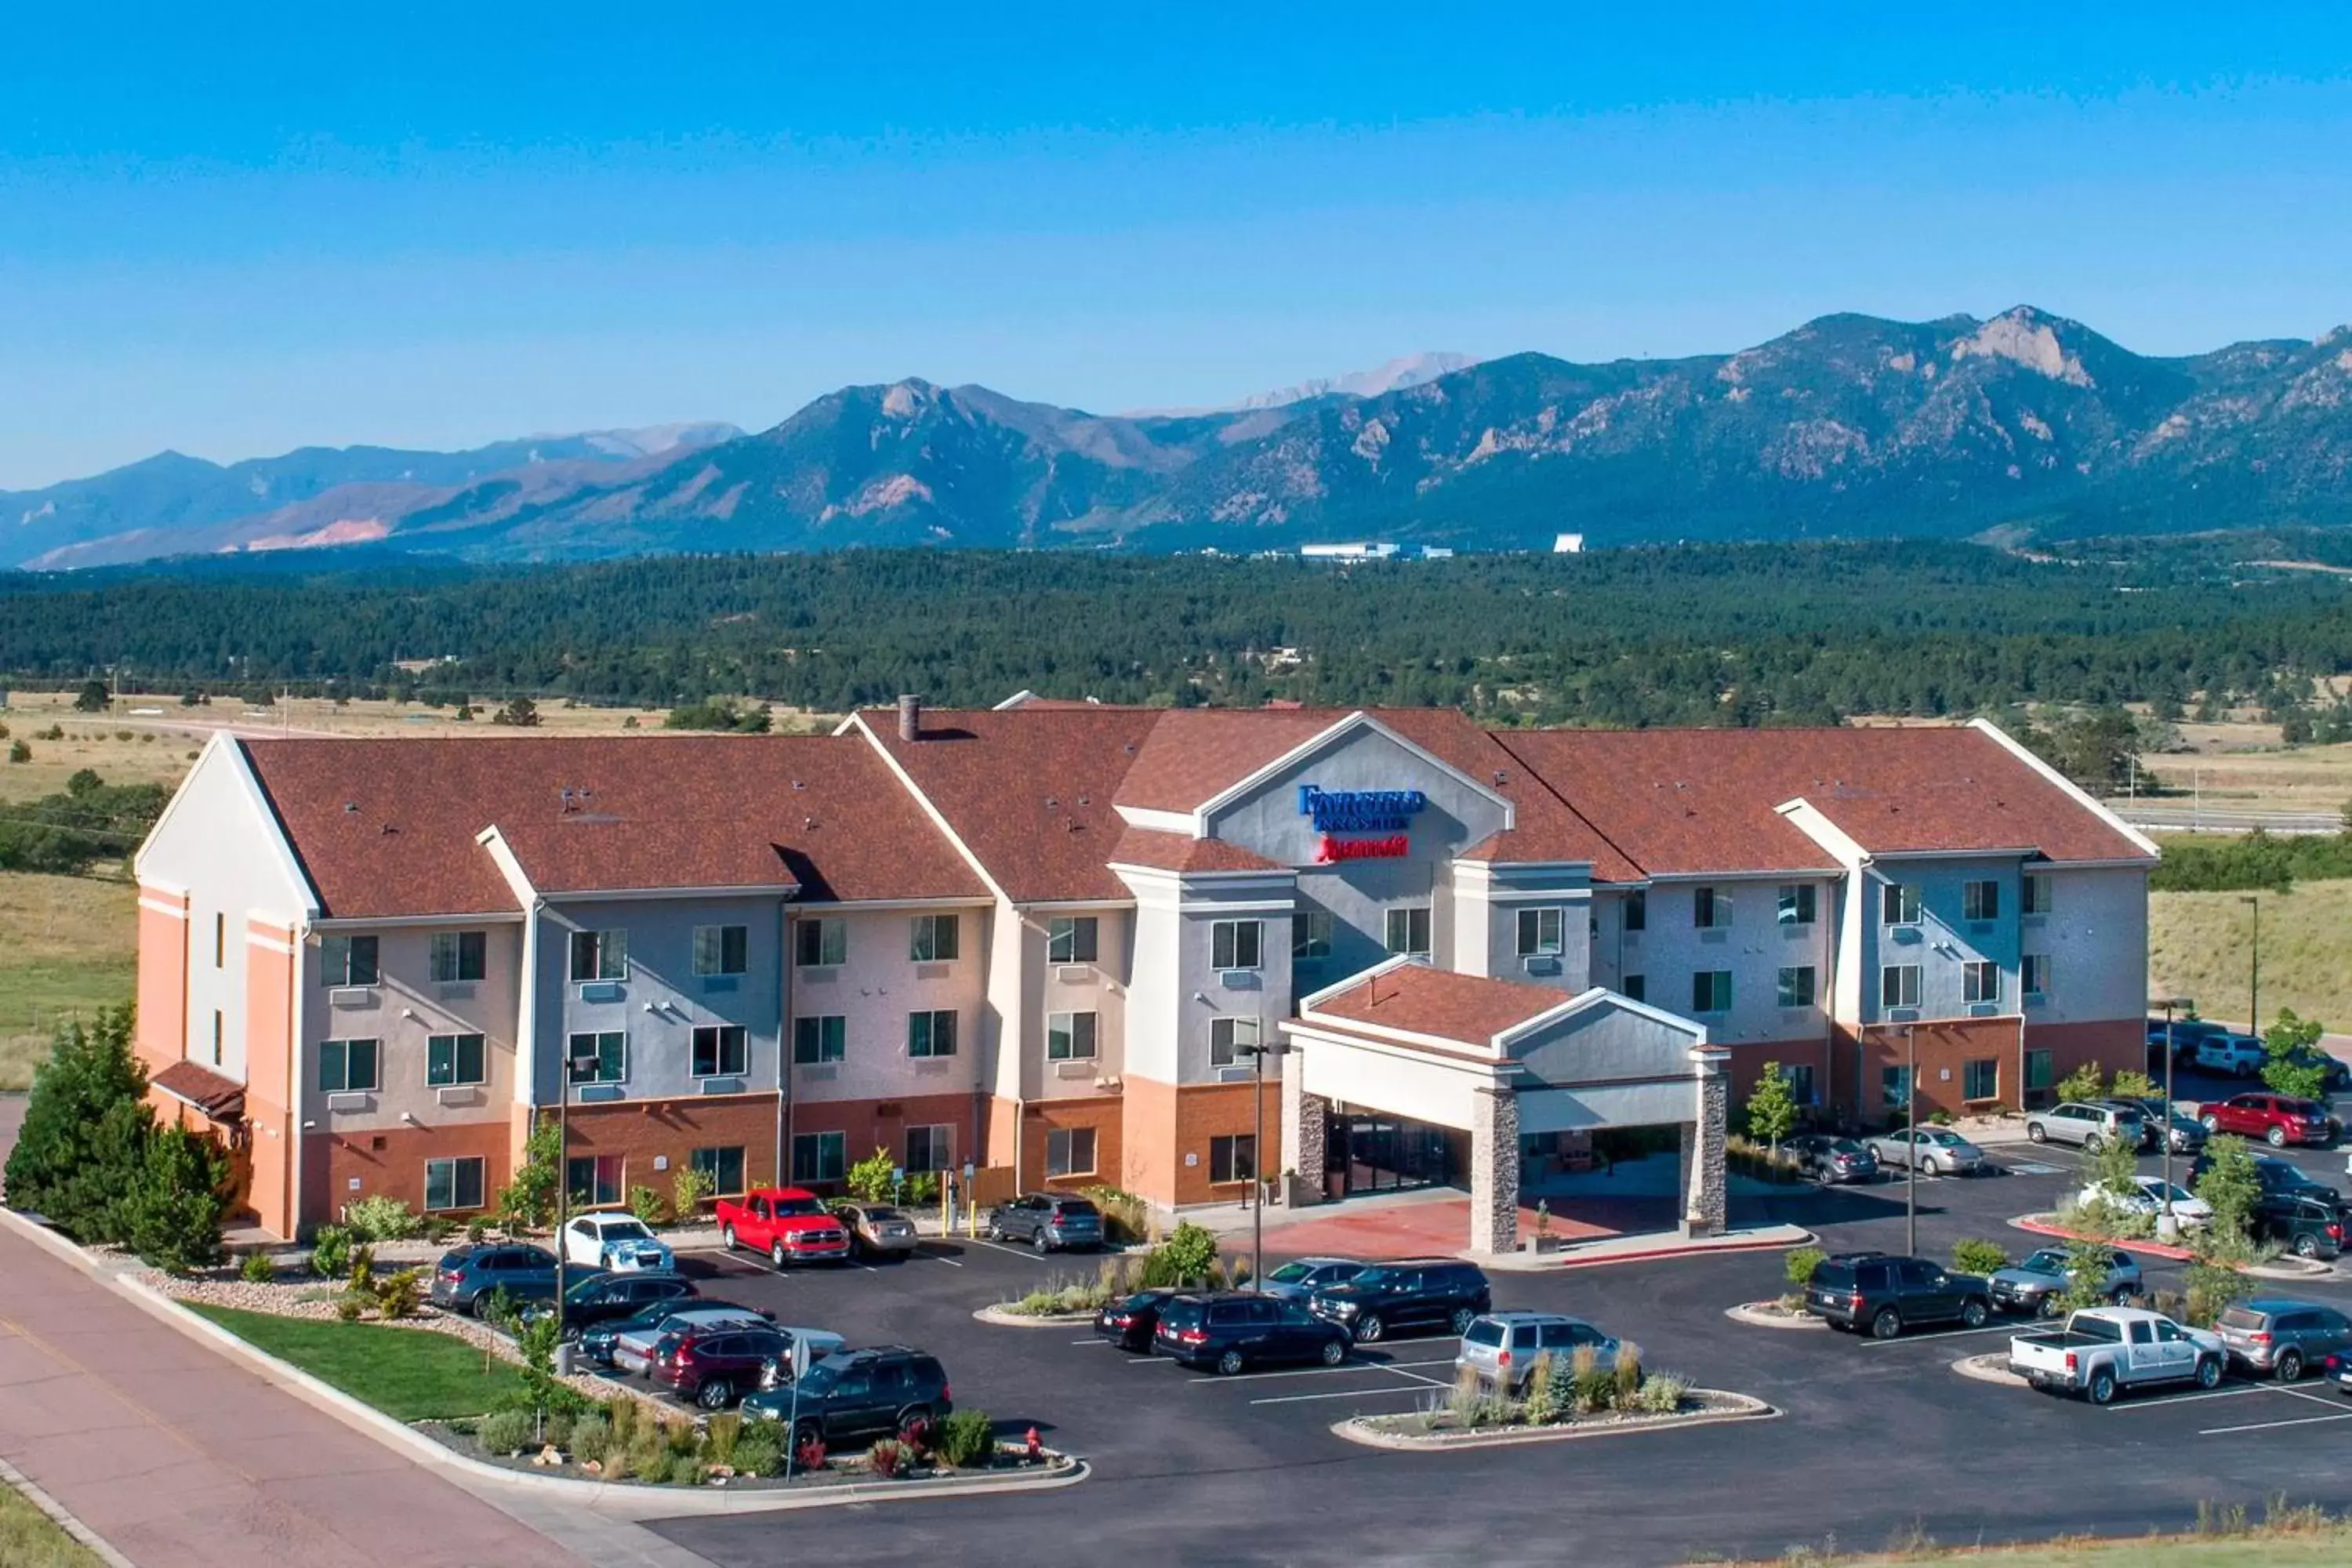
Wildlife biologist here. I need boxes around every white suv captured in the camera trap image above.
[2026,1102,2147,1152]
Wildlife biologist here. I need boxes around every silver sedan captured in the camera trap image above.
[1864,1127,1987,1175]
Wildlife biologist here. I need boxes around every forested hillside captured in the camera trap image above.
[5,532,2352,731]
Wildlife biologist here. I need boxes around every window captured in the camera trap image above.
[909,913,960,963]
[1780,1063,1817,1105]
[425,1156,485,1212]
[1210,1016,1261,1067]
[791,1132,847,1184]
[1963,880,2000,922]
[1047,1011,1098,1060]
[1291,910,1332,960]
[1963,961,2001,1005]
[1880,964,1922,1009]
[2023,873,2053,916]
[1690,971,1733,1014]
[1777,884,1817,926]
[1776,966,1817,1009]
[426,1033,485,1087]
[1048,916,1098,964]
[693,924,749,976]
[1622,974,1646,1003]
[1964,1058,1999,1101]
[691,1145,746,1196]
[1045,1127,1097,1178]
[793,1015,846,1065]
[430,931,487,983]
[795,918,846,967]
[1515,906,1564,956]
[318,1038,379,1093]
[906,1125,953,1174]
[567,1154,622,1206]
[211,1011,223,1066]
[1384,906,1432,957]
[2022,953,2050,997]
[1211,919,1263,971]
[1693,887,1731,929]
[1880,883,1921,926]
[1210,1134,1257,1185]
[566,1030,626,1083]
[321,935,379,986]
[1882,1063,1913,1109]
[1624,890,1646,932]
[215,912,226,969]
[2024,1048,2055,1093]
[907,1010,958,1058]
[568,929,626,982]
[692,1025,749,1077]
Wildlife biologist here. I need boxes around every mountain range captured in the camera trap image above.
[10,307,2352,571]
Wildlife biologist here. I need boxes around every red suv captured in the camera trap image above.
[2198,1093,2337,1149]
[648,1323,792,1410]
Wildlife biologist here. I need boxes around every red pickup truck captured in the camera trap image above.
[715,1187,852,1267]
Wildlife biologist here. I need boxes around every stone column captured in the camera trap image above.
[1682,1053,1730,1236]
[1280,1054,1327,1208]
[1470,1084,1522,1254]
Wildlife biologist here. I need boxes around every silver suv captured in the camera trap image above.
[2026,1101,2147,1152]
[1455,1311,1622,1395]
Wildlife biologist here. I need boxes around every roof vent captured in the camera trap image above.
[379,822,398,836]
[343,801,359,813]
[1044,797,1059,811]
[1493,770,1508,786]
[1123,742,1137,753]
[804,815,819,830]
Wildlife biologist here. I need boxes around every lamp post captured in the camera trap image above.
[552,1041,595,1372]
[2239,895,2261,1036]
[2151,995,2194,1241]
[1238,1040,1292,1291]
[1903,1024,1919,1258]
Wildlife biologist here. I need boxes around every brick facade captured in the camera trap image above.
[1168,1080,1283,1209]
[786,1091,984,1192]
[317,1119,516,1226]
[1021,1094,1127,1196]
[561,1092,782,1205]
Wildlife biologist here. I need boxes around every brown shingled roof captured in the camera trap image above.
[151,1059,245,1122]
[1107,826,1283,874]
[239,735,984,918]
[1306,963,1573,1045]
[1112,708,1349,811]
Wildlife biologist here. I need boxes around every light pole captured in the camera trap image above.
[2239,895,2261,1036]
[552,1040,593,1372]
[1238,1040,1291,1291]
[1895,1024,1918,1258]
[2152,995,2193,1241]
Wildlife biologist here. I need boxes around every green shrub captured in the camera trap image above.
[1080,1184,1148,1243]
[1612,1341,1644,1408]
[1784,1247,1825,1288]
[543,1411,576,1450]
[731,1419,786,1477]
[241,1250,277,1284]
[869,1436,907,1479]
[1951,1239,2010,1277]
[936,1409,996,1468]
[2055,1064,2107,1105]
[466,1218,488,1245]
[308,1226,352,1278]
[478,1409,535,1456]
[628,1185,669,1228]
[1568,1344,1612,1414]
[670,1164,714,1222]
[347,1244,376,1294]
[1638,1373,1690,1414]
[666,1418,699,1458]
[376,1267,423,1319]
[1138,1220,1221,1287]
[845,1145,898,1203]
[607,1396,638,1448]
[344,1195,422,1242]
[1017,1289,1058,1316]
[633,1449,673,1486]
[1523,1353,1562,1425]
[704,1413,742,1468]
[334,1294,364,1322]
[569,1413,612,1463]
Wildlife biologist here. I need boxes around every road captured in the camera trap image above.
[2108,802,2341,836]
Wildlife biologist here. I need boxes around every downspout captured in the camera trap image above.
[1819,877,1839,1122]
[288,920,307,1237]
[777,901,791,1189]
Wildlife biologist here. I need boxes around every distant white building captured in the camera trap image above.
[1300,543,1399,561]
[1553,533,1585,554]
[1419,546,1454,561]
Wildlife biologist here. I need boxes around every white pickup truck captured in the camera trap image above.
[2008,1307,2226,1404]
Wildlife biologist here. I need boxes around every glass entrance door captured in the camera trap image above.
[1327,1113,1458,1196]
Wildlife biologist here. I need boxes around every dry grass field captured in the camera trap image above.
[2149,880,2352,1033]
[0,871,136,1091]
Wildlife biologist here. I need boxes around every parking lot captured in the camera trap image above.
[634,1082,2352,1566]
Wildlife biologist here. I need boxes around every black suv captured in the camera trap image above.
[986,1194,1105,1252]
[1156,1292,1352,1374]
[1308,1258,1491,1343]
[2255,1194,2347,1260]
[524,1269,697,1341]
[740,1347,951,1445]
[1804,1251,1992,1338]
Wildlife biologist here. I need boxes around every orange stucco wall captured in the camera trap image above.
[242,921,298,1237]
[133,888,188,1080]
[1120,1076,1178,1203]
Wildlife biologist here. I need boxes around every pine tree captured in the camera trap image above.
[2,1007,151,1242]
[121,1123,230,1273]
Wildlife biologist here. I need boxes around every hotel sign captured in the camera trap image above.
[1299,785,1425,863]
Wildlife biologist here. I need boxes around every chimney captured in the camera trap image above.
[897,694,921,742]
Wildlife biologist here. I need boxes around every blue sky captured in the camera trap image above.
[4,4,2349,488]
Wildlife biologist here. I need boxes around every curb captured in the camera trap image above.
[1722,1302,1827,1330]
[1951,1352,2029,1390]
[0,1206,1087,1519]
[0,1453,138,1568]
[972,1305,1098,1328]
[1484,1229,1816,1273]
[1331,1391,1776,1451]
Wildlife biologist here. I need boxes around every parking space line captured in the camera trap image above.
[1249,1383,1438,1406]
[967,1240,1054,1264]
[2201,1408,2352,1436]
[914,1247,964,1266]
[1858,1323,2017,1347]
[1187,1356,1457,1386]
[2102,1384,2286,1412]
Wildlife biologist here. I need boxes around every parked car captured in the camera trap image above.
[2252,1155,2343,1205]
[648,1323,794,1409]
[2198,1092,2336,1148]
[2253,1193,2347,1260]
[2277,1047,2352,1097]
[601,1301,775,1372]
[557,1211,676,1273]
[741,1347,953,1446]
[1802,1251,1991,1338]
[2122,1098,2208,1154]
[1785,1133,1880,1184]
[523,1269,697,1341]
[2118,1177,2213,1229]
[2193,1033,2270,1077]
[426,1243,561,1316]
[1155,1292,1352,1374]
[1987,1247,2144,1318]
[1864,1127,1987,1176]
[715,1187,853,1267]
[2149,1017,2225,1059]
[1258,1257,1370,1301]
[831,1201,920,1261]
[2009,1307,2224,1403]
[1456,1312,1624,1395]
[1308,1258,1492,1343]
[1095,1287,1180,1352]
[986,1193,1105,1253]
[2025,1101,2147,1152]
[2213,1299,2352,1381]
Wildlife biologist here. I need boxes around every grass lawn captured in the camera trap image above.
[0,872,136,1091]
[187,1305,526,1421]
[2150,879,2352,1032]
[1814,1530,2352,1566]
[0,1482,104,1568]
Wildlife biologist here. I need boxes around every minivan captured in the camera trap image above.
[1455,1312,1624,1395]
[1154,1292,1351,1374]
